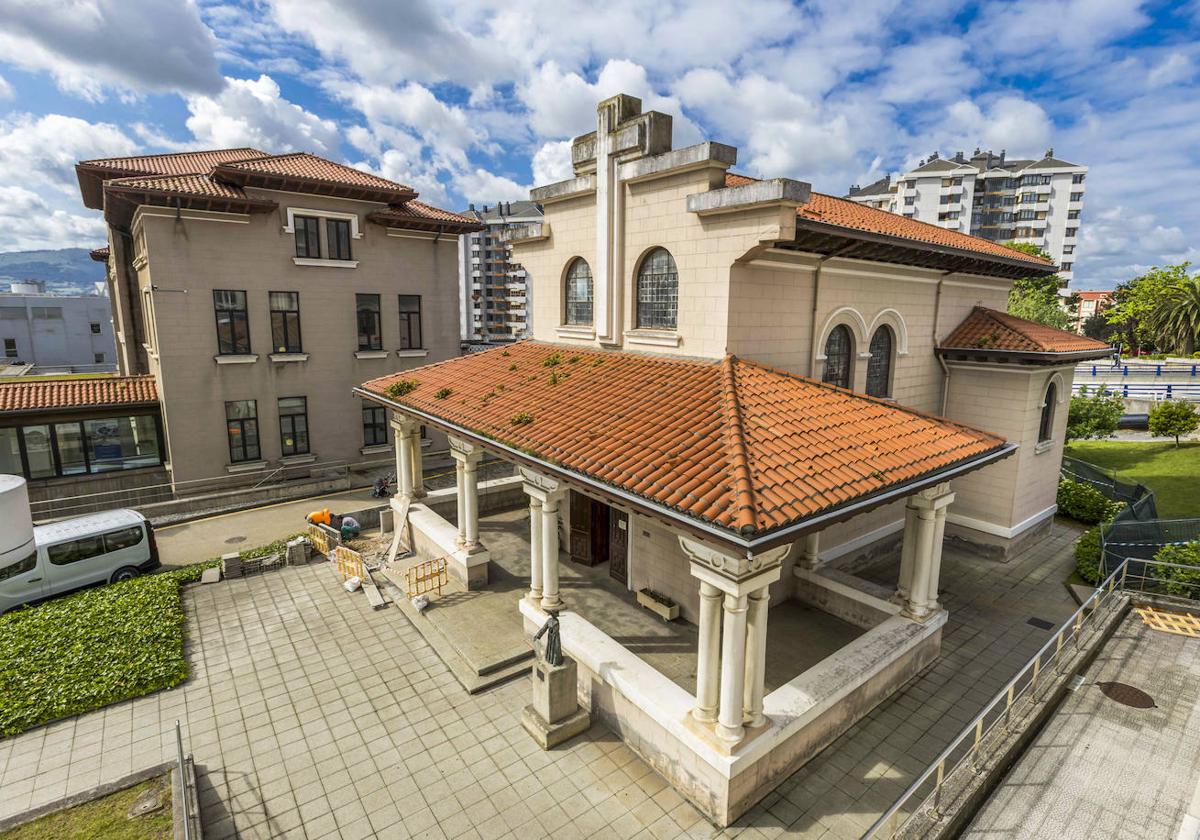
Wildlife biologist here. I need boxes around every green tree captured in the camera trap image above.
[1146,274,1200,355]
[1066,387,1124,441]
[1106,263,1195,352]
[1147,399,1200,446]
[1082,311,1118,342]
[1002,243,1073,329]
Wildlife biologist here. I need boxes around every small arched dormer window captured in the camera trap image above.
[636,248,678,330]
[865,325,894,397]
[1039,381,1056,443]
[822,325,853,388]
[564,258,593,326]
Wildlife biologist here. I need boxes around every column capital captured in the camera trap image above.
[448,435,484,463]
[908,481,955,511]
[519,467,566,504]
[680,536,789,594]
[390,414,419,434]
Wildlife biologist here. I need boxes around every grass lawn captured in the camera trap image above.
[0,775,172,839]
[0,575,188,738]
[1064,440,1200,519]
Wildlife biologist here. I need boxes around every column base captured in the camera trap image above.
[691,707,718,725]
[715,722,744,746]
[540,595,564,611]
[900,603,939,621]
[527,589,543,604]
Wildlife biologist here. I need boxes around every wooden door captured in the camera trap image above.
[569,490,593,565]
[609,509,629,585]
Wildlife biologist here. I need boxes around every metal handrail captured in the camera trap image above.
[861,558,1135,839]
[175,719,192,840]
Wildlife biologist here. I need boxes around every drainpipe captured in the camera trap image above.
[933,270,950,414]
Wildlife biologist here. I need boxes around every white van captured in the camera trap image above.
[0,509,160,613]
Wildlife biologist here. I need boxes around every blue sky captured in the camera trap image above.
[0,0,1197,289]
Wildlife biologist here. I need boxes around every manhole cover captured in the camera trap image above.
[1027,617,1055,630]
[224,535,247,545]
[1096,681,1156,709]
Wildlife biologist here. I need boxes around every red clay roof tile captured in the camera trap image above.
[105,173,251,201]
[79,148,266,177]
[0,375,158,412]
[941,307,1113,354]
[725,173,1053,268]
[216,152,412,193]
[361,342,1007,538]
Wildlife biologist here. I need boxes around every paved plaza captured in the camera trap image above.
[0,520,1083,839]
[963,610,1200,839]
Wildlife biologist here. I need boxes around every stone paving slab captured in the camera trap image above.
[0,519,1085,839]
[961,610,1200,839]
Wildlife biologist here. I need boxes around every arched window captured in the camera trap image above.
[865,326,894,397]
[822,325,853,388]
[636,248,678,330]
[564,258,593,326]
[1039,382,1056,442]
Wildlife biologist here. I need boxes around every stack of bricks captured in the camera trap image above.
[286,537,311,566]
[220,551,242,579]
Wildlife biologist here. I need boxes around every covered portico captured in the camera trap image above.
[356,340,1012,825]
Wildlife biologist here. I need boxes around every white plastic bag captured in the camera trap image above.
[343,576,362,592]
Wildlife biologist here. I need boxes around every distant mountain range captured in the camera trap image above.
[0,249,104,295]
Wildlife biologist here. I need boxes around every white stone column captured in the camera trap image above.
[801,532,821,570]
[540,490,565,611]
[743,585,770,728]
[449,436,484,551]
[902,483,954,620]
[391,417,416,501]
[895,504,919,603]
[716,592,749,744]
[528,496,544,603]
[408,427,425,498]
[692,581,722,724]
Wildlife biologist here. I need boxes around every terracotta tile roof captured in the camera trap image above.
[105,173,251,201]
[78,148,266,177]
[0,375,158,413]
[368,200,484,229]
[941,307,1113,354]
[725,173,1053,268]
[361,342,1007,538]
[216,152,412,193]
[89,246,109,262]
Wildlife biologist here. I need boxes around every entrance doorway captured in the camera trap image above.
[569,490,629,585]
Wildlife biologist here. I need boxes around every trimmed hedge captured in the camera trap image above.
[1153,541,1200,598]
[1057,478,1125,525]
[0,575,187,737]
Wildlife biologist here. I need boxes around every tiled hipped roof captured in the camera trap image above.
[0,375,158,412]
[78,148,266,177]
[941,307,1113,355]
[361,342,1007,539]
[725,173,1054,268]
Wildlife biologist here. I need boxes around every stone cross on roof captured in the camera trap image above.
[570,95,673,343]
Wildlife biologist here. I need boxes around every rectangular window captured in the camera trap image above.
[904,196,915,206]
[398,295,422,349]
[93,353,105,364]
[1061,262,1073,271]
[104,526,144,553]
[85,415,161,472]
[4,338,15,358]
[1070,192,1084,202]
[48,535,105,566]
[225,400,260,463]
[54,422,88,476]
[362,405,387,446]
[21,426,55,479]
[269,291,302,353]
[327,218,352,261]
[32,307,62,320]
[1066,227,1078,238]
[213,289,250,355]
[294,215,321,259]
[1072,174,1086,184]
[0,428,20,475]
[90,322,101,334]
[278,396,309,457]
[1068,209,1080,220]
[1063,244,1075,255]
[356,294,382,351]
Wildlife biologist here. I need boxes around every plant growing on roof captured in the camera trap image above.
[542,352,563,368]
[548,370,570,385]
[568,355,581,364]
[385,379,418,398]
[508,363,518,371]
[511,412,533,426]
[434,388,452,399]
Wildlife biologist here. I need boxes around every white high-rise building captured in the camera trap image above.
[847,148,1086,283]
[457,201,544,345]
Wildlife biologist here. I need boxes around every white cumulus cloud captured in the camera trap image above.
[185,75,340,154]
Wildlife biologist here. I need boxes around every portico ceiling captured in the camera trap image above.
[356,342,1013,551]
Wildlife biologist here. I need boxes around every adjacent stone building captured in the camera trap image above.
[75,149,480,492]
[358,95,1112,825]
[457,201,544,345]
[0,280,116,372]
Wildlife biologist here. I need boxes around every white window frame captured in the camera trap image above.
[282,207,363,240]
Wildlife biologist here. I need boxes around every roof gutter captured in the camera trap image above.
[354,386,1018,556]
[937,346,1115,364]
